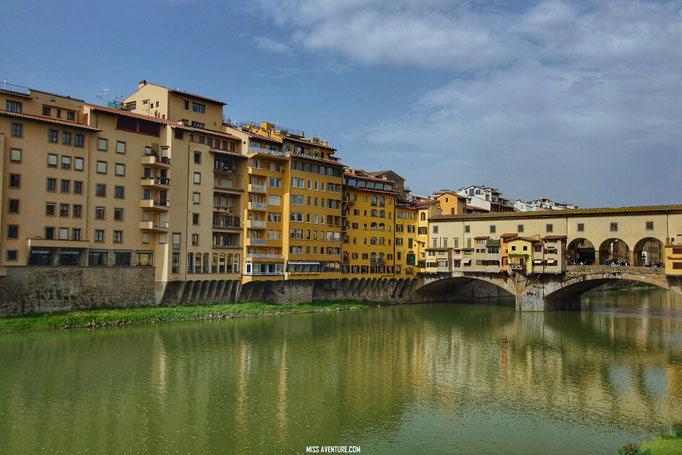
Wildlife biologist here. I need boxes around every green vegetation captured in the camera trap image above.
[617,425,682,455]
[0,300,373,333]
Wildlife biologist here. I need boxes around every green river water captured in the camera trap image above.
[1,288,681,454]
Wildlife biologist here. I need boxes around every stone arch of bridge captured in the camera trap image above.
[598,238,631,265]
[567,238,596,265]
[544,272,677,310]
[416,275,515,301]
[632,237,665,267]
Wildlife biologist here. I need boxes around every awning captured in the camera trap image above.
[533,259,543,265]
[462,259,472,264]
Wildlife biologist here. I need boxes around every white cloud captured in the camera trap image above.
[252,0,682,205]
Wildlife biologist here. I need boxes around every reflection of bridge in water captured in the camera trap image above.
[416,265,682,311]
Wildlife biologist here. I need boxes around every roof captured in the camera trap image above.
[432,204,682,221]
[0,109,101,131]
[474,236,490,240]
[486,239,501,246]
[500,233,519,239]
[281,134,336,151]
[176,124,240,140]
[225,126,283,145]
[86,103,168,124]
[543,235,567,240]
[126,81,226,106]
[0,88,32,99]
[465,205,489,212]
[288,153,343,166]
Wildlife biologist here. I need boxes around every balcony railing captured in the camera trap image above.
[249,202,267,210]
[249,220,266,228]
[246,253,284,259]
[212,244,241,249]
[212,223,240,230]
[141,155,171,167]
[248,146,286,157]
[139,221,169,231]
[140,177,170,187]
[248,238,266,245]
[245,271,284,276]
[140,199,170,210]
[249,184,267,193]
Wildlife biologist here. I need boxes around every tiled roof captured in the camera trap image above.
[0,88,31,99]
[288,152,343,166]
[0,109,101,131]
[432,204,682,221]
[281,135,336,151]
[85,103,167,124]
[225,126,283,144]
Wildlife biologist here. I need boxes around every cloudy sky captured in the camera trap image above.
[2,0,680,207]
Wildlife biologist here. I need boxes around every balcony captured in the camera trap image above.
[245,271,285,276]
[248,146,286,157]
[248,220,267,229]
[249,202,267,211]
[141,155,170,168]
[140,177,170,189]
[212,244,241,249]
[139,220,169,232]
[212,223,240,231]
[248,183,267,193]
[213,165,236,176]
[139,199,170,211]
[247,238,266,245]
[214,183,243,193]
[246,253,284,259]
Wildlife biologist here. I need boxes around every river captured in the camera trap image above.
[1,288,681,454]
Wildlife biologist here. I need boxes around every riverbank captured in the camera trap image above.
[0,300,375,333]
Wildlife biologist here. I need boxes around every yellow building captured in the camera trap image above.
[665,234,682,275]
[395,201,418,277]
[434,191,467,215]
[507,236,540,274]
[341,169,397,278]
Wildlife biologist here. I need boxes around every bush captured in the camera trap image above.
[617,442,650,455]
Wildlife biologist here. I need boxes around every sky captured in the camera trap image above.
[1,0,681,207]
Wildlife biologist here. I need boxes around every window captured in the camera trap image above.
[546,224,553,233]
[577,223,584,232]
[464,225,470,233]
[172,233,181,250]
[114,251,131,266]
[62,132,71,145]
[8,224,18,239]
[95,207,105,219]
[646,221,654,231]
[75,157,84,171]
[48,130,58,143]
[96,184,106,197]
[60,179,70,193]
[43,106,51,116]
[6,100,22,113]
[75,134,84,147]
[48,154,58,167]
[47,178,56,192]
[6,250,17,261]
[74,181,83,194]
[61,156,71,169]
[9,174,20,188]
[517,224,524,233]
[268,195,281,206]
[194,151,201,163]
[10,148,22,162]
[97,161,107,174]
[193,192,200,204]
[192,233,199,245]
[192,102,206,113]
[73,204,82,217]
[116,141,126,154]
[114,186,124,198]
[115,163,125,176]
[610,222,618,232]
[60,203,69,217]
[193,172,201,184]
[114,208,123,221]
[183,100,189,110]
[59,228,68,240]
[56,109,61,118]
[113,231,122,243]
[94,230,104,242]
[97,138,107,150]
[490,225,496,234]
[66,111,75,121]
[72,228,80,240]
[45,227,55,239]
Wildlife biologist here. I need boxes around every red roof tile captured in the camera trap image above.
[0,109,101,131]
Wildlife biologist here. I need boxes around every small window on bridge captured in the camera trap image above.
[517,224,524,233]
[646,221,654,231]
[577,223,584,232]
[610,222,618,232]
[546,224,553,233]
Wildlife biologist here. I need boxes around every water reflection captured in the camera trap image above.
[0,289,680,454]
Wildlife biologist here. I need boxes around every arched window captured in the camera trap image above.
[195,253,202,274]
[371,237,377,245]
[379,210,385,218]
[187,253,194,273]
[370,252,377,263]
[421,213,426,221]
[203,253,209,273]
[379,196,385,207]
[371,209,377,217]
[379,237,385,245]
[233,254,240,273]
[371,195,377,206]
[379,223,385,231]
[378,253,384,262]
[371,222,377,230]
[219,254,226,273]
[211,253,218,273]
[226,253,233,273]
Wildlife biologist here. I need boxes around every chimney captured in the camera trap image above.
[138,80,147,89]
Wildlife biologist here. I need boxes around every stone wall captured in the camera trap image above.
[0,266,156,316]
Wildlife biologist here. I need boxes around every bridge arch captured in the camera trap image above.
[632,237,664,267]
[416,275,515,302]
[544,270,678,310]
[567,238,596,265]
[598,238,630,265]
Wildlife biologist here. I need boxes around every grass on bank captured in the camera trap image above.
[0,300,372,333]
[617,425,682,454]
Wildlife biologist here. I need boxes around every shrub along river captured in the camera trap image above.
[1,287,681,454]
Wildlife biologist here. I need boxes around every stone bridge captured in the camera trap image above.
[415,266,682,311]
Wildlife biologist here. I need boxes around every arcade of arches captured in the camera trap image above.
[567,238,663,266]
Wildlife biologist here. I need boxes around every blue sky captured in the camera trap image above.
[2,0,681,207]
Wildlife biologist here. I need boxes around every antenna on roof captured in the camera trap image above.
[96,88,110,100]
